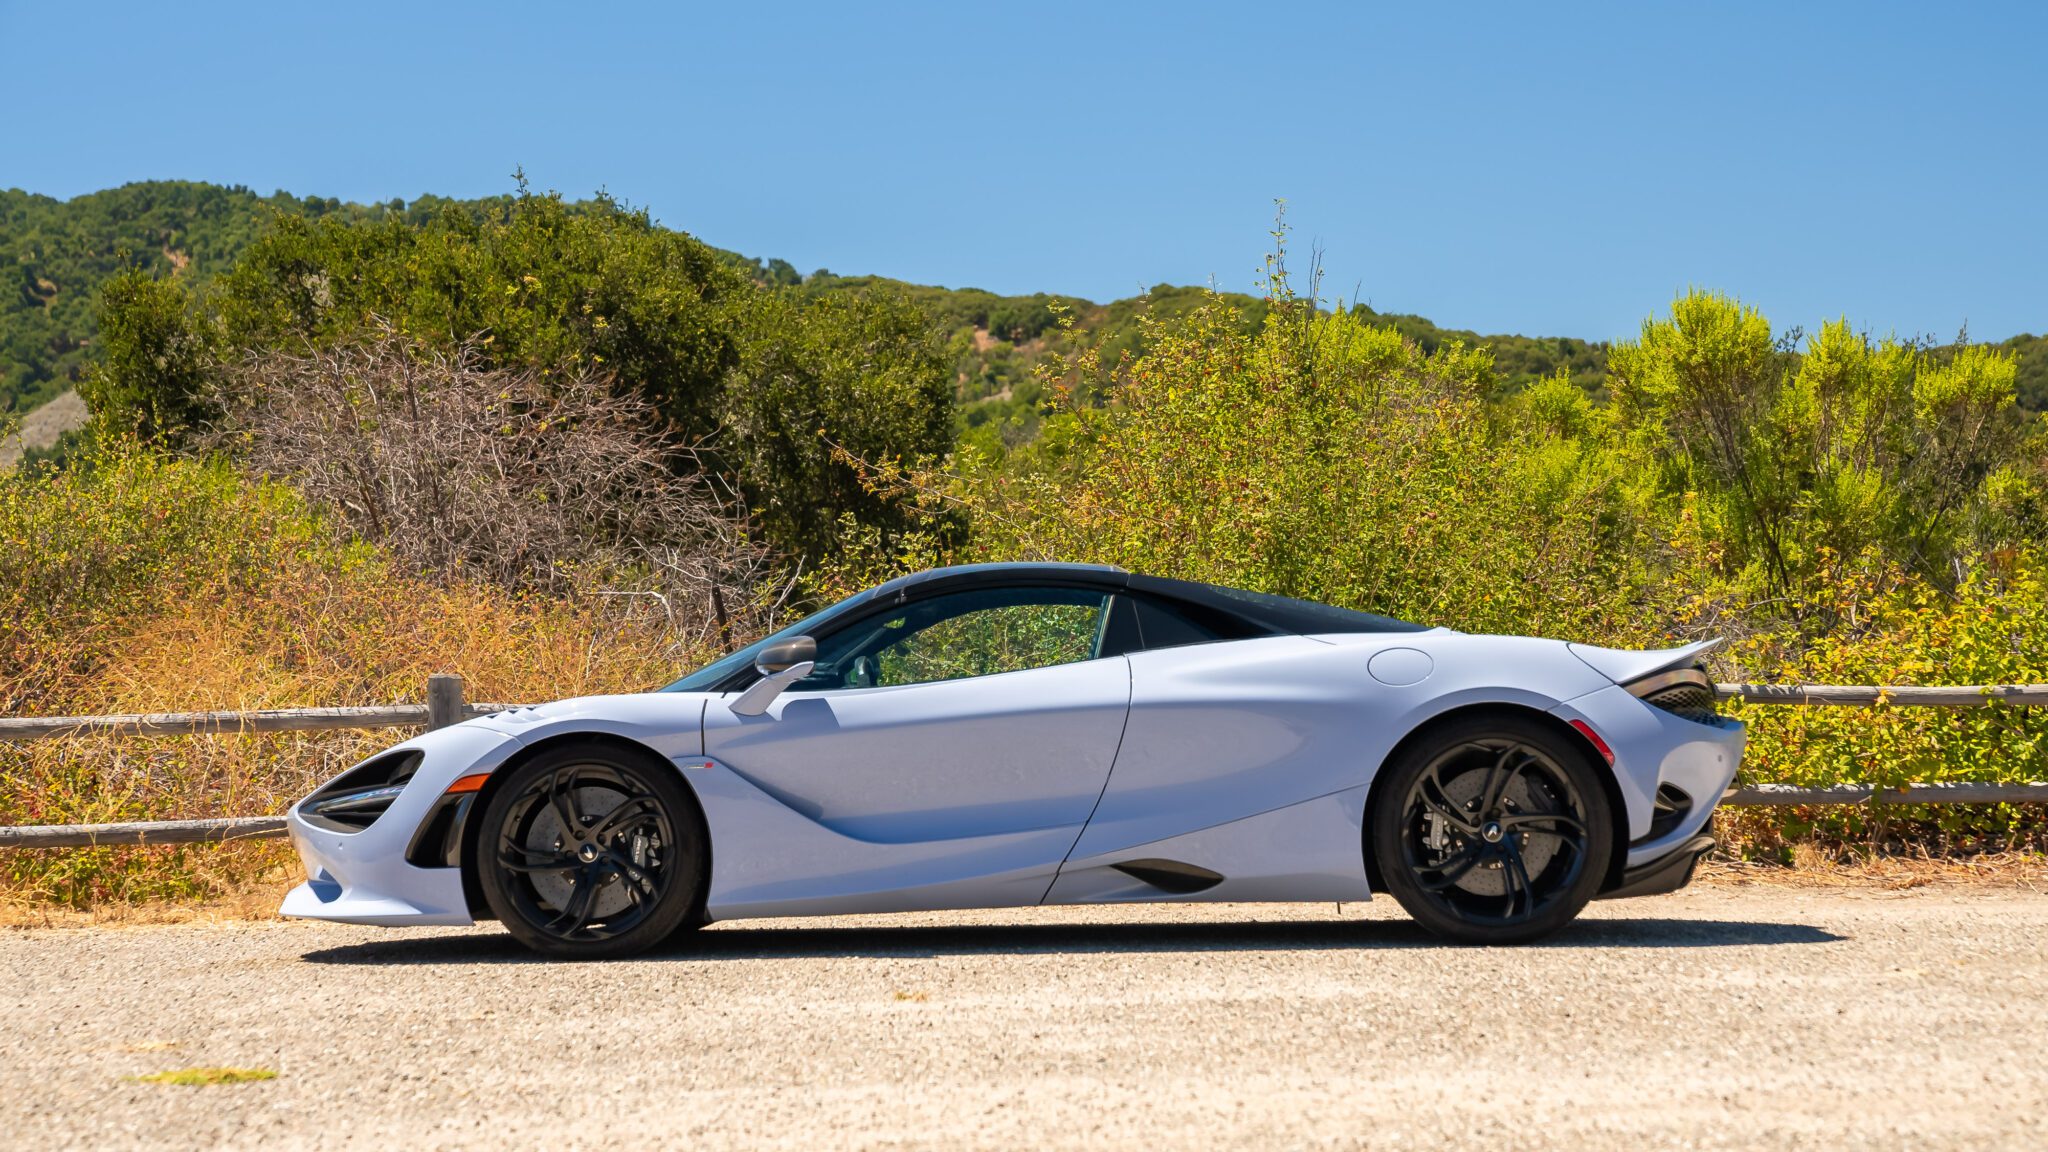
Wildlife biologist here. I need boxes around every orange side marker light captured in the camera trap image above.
[443,772,492,796]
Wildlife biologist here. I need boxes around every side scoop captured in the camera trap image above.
[1566,638,1723,686]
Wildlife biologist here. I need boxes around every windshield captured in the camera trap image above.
[659,588,873,692]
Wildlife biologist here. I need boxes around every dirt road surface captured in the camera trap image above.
[3,884,2045,1150]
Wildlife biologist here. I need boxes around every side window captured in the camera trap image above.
[1095,594,1233,657]
[794,587,1111,690]
[1129,596,1228,650]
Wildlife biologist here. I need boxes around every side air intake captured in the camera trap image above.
[1110,859,1225,895]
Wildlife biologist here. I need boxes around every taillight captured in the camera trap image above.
[1625,664,1719,724]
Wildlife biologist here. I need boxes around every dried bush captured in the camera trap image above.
[212,330,776,651]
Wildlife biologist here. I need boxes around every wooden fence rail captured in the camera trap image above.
[0,816,287,849]
[1716,684,2048,707]
[0,674,506,742]
[1,675,2045,849]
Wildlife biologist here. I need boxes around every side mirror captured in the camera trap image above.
[730,636,817,717]
[755,636,818,675]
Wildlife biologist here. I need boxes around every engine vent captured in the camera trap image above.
[1626,665,1720,724]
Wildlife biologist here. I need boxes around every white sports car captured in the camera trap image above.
[282,563,1742,957]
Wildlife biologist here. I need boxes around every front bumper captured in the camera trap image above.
[280,724,523,927]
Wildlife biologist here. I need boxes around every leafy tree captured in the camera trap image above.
[916,287,1654,642]
[77,267,216,446]
[724,289,958,558]
[1996,332,2048,411]
[211,190,749,438]
[1608,292,2023,596]
[91,184,956,564]
[0,181,422,415]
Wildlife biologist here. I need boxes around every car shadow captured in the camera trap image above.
[299,915,1844,966]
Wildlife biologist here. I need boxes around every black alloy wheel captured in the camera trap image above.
[476,743,707,959]
[1371,715,1613,944]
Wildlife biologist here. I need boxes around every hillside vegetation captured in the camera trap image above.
[0,183,531,415]
[27,180,1998,427]
[2,185,2045,907]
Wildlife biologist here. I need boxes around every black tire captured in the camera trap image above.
[476,742,708,959]
[1370,715,1613,944]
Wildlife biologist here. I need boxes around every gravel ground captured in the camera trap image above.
[2,885,2045,1150]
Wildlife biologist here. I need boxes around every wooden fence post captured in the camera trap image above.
[425,674,465,730]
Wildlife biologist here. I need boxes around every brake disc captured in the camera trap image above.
[525,785,637,919]
[1433,767,1563,898]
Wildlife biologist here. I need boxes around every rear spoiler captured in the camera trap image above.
[1566,638,1723,686]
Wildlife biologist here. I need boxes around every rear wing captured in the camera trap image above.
[1565,638,1723,686]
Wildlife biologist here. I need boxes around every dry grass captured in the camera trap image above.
[0,536,700,909]
[130,1067,277,1086]
[1697,848,2048,890]
[0,876,294,928]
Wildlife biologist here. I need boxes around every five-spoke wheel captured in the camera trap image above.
[1371,716,1613,943]
[476,743,707,959]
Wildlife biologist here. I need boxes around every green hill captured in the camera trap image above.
[0,182,512,414]
[5,180,2042,421]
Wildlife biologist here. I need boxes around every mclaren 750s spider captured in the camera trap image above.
[283,563,1740,957]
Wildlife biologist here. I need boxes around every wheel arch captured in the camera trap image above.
[1359,702,1629,896]
[456,730,712,921]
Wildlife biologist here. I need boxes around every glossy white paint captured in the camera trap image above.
[679,755,1076,919]
[1367,647,1433,686]
[728,660,815,717]
[1071,632,1613,861]
[693,656,1132,917]
[280,625,1745,930]
[1046,787,1372,905]
[1549,684,1744,864]
[470,694,708,758]
[704,656,1130,843]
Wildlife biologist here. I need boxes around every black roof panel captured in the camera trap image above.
[863,562,1130,603]
[863,563,1424,635]
[1127,574,1427,635]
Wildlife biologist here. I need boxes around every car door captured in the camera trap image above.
[700,585,1131,915]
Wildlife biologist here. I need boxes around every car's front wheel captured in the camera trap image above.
[1371,715,1613,944]
[476,742,707,959]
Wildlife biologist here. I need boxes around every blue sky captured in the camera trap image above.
[7,1,2044,340]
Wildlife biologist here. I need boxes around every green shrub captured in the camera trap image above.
[930,292,1660,642]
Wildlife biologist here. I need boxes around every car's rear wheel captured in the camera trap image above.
[1371,715,1612,944]
[476,743,707,959]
